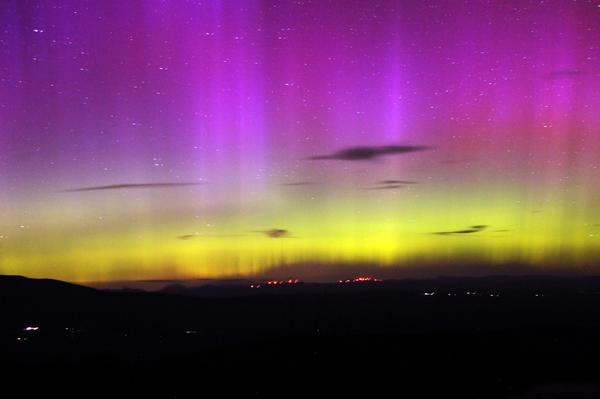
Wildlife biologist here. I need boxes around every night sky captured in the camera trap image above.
[2,0,600,283]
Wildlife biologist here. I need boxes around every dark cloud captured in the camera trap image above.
[364,184,405,190]
[178,235,198,240]
[254,229,291,238]
[432,225,488,236]
[280,181,317,186]
[362,179,418,191]
[547,69,583,80]
[306,144,432,161]
[62,182,204,192]
[377,180,418,185]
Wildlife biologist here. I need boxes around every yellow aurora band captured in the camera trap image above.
[2,179,598,283]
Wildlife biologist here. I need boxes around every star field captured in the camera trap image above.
[1,0,600,282]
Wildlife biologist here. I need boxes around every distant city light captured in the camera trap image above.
[24,326,39,331]
[250,279,300,288]
[337,276,383,284]
[266,279,299,285]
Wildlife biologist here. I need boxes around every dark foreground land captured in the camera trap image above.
[2,275,600,398]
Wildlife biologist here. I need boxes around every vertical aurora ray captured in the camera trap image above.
[1,0,600,283]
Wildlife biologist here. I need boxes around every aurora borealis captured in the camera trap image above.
[2,0,600,284]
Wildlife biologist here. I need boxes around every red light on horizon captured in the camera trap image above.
[338,276,383,284]
[254,279,300,288]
